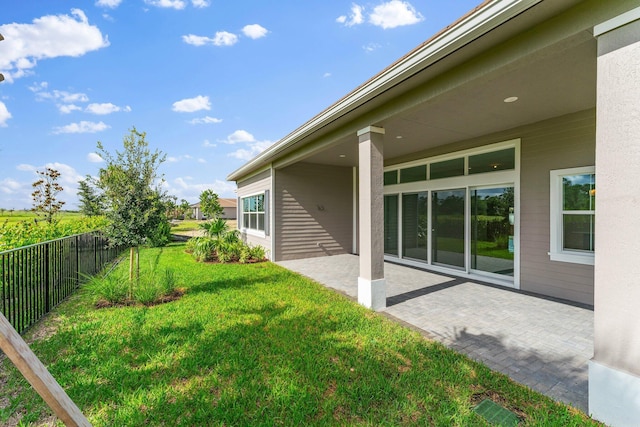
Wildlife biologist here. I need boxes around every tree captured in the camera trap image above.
[199,189,223,220]
[31,167,65,224]
[179,199,191,219]
[96,127,167,297]
[77,177,105,216]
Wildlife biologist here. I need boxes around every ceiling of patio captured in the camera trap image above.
[299,29,596,168]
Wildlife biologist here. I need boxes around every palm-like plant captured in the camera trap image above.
[199,217,229,239]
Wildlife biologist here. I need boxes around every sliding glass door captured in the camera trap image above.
[402,192,428,261]
[431,189,465,269]
[384,195,399,256]
[470,187,515,276]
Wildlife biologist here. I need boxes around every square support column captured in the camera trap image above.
[591,9,640,426]
[357,126,386,310]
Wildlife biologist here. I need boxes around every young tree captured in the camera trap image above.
[77,177,105,217]
[96,127,167,296]
[199,189,223,220]
[179,199,191,219]
[31,167,65,223]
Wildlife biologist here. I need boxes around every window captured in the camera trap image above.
[430,158,464,179]
[400,165,426,183]
[384,170,398,186]
[549,166,595,265]
[242,193,265,233]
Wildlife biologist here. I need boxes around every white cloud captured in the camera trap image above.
[0,178,23,194]
[85,102,131,115]
[0,101,12,127]
[189,116,222,125]
[0,9,109,82]
[323,72,332,78]
[172,95,211,113]
[95,0,123,8]
[197,158,206,163]
[202,140,216,148]
[87,152,104,162]
[16,164,36,172]
[30,84,89,103]
[228,140,272,161]
[144,0,186,9]
[168,177,236,200]
[192,0,210,7]
[221,130,256,145]
[213,31,238,46]
[369,0,424,29]
[52,121,109,134]
[363,43,382,53]
[337,4,364,27]
[59,104,82,114]
[242,24,268,39]
[182,34,213,46]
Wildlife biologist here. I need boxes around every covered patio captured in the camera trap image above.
[278,254,593,411]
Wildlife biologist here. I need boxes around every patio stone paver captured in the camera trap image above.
[277,254,593,412]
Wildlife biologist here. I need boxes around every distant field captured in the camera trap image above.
[0,210,83,224]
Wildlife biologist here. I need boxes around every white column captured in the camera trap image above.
[591,8,640,426]
[357,126,386,310]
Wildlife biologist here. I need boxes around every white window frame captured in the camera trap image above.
[241,192,266,237]
[549,166,595,265]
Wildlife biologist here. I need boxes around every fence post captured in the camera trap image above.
[44,243,50,313]
[75,235,80,287]
[0,312,92,426]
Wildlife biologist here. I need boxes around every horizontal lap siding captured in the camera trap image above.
[237,170,272,256]
[386,109,595,305]
[274,163,353,261]
[520,109,595,305]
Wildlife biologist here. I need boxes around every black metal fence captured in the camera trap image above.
[0,232,122,335]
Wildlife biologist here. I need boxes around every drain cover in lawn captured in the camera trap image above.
[473,399,520,426]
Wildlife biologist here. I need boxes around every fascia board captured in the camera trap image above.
[227,0,542,182]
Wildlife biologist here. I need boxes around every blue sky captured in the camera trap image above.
[0,0,480,210]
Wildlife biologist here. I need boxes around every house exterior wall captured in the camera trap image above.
[385,109,595,305]
[221,207,236,220]
[236,169,272,255]
[274,162,353,261]
[590,12,640,426]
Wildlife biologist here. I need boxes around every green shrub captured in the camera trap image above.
[249,244,266,261]
[192,237,218,262]
[85,271,128,305]
[86,266,179,306]
[147,219,172,247]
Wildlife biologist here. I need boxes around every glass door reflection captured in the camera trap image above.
[471,187,514,276]
[432,189,465,269]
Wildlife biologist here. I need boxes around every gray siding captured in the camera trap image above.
[274,163,353,261]
[386,109,595,305]
[519,110,595,305]
[237,169,272,256]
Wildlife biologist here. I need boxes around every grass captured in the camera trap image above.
[0,243,600,426]
[0,210,83,225]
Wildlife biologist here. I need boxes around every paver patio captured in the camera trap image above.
[278,254,593,412]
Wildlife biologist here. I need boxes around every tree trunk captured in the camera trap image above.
[129,247,134,299]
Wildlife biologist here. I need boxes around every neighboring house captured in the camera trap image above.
[227,1,640,425]
[190,199,237,220]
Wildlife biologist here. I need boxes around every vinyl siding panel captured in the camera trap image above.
[237,169,272,256]
[519,109,595,305]
[274,163,353,261]
[386,109,595,305]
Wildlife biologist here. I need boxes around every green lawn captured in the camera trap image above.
[0,210,83,225]
[0,244,600,426]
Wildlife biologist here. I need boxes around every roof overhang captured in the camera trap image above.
[227,0,545,181]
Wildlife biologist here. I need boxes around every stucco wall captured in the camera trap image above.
[236,169,272,256]
[274,162,353,261]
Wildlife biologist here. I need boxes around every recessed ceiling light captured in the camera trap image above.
[396,135,403,139]
[339,154,346,158]
[504,96,518,103]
